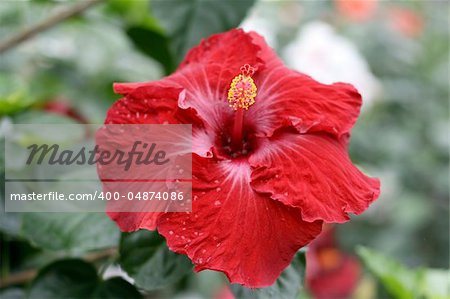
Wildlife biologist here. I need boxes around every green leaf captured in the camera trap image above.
[21,213,120,254]
[106,0,159,28]
[28,259,98,299]
[126,26,175,74]
[357,246,426,299]
[28,259,142,299]
[0,74,35,116]
[93,277,143,299]
[0,89,32,116]
[119,229,193,291]
[231,251,306,299]
[152,0,255,64]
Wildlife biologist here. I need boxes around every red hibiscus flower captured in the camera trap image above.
[103,29,380,288]
[306,226,361,299]
[388,7,424,38]
[42,98,87,124]
[335,0,378,22]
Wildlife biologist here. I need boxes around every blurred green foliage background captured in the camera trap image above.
[0,0,448,298]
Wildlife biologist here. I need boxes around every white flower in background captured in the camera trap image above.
[283,21,381,109]
[240,8,278,49]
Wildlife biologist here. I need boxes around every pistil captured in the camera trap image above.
[227,64,257,150]
[231,108,244,149]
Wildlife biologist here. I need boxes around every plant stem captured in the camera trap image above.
[0,0,103,54]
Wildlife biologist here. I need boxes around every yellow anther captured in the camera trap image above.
[227,64,257,110]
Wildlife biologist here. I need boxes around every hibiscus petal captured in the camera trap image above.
[178,29,262,71]
[103,86,179,231]
[249,31,284,70]
[157,155,322,288]
[250,132,380,223]
[113,79,174,96]
[242,31,364,138]
[163,29,263,132]
[112,30,264,156]
[248,68,363,138]
[103,85,209,232]
[115,29,263,131]
[105,85,182,124]
[105,85,212,157]
[114,30,362,140]
[107,211,160,231]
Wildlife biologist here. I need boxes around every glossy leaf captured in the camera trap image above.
[28,259,142,299]
[119,229,193,291]
[126,26,175,74]
[152,0,255,63]
[22,213,120,253]
[28,259,98,299]
[93,277,142,299]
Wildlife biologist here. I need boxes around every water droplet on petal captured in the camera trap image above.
[214,200,221,206]
[169,230,174,235]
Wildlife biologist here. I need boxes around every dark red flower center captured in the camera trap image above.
[216,122,257,159]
